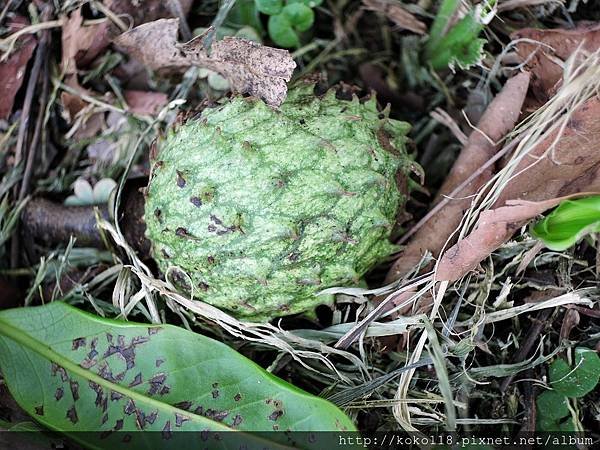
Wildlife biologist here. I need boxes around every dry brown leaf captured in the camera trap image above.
[437,93,600,281]
[435,197,573,281]
[362,0,426,34]
[0,16,37,120]
[559,308,580,341]
[61,7,113,75]
[124,90,168,115]
[512,24,600,102]
[114,19,296,107]
[385,72,531,283]
[436,97,600,281]
[494,97,600,205]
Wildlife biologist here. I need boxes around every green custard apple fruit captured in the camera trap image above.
[144,83,412,320]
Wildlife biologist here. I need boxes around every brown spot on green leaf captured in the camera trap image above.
[129,372,143,387]
[174,401,192,411]
[69,380,80,401]
[71,337,86,350]
[66,405,78,424]
[51,363,68,382]
[145,410,158,425]
[124,399,136,415]
[175,412,190,427]
[162,420,172,440]
[269,410,283,421]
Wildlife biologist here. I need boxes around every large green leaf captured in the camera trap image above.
[282,3,314,32]
[268,14,300,48]
[549,348,600,398]
[0,302,356,449]
[536,390,569,422]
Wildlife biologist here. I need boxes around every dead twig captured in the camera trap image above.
[18,9,52,202]
[385,72,530,283]
[9,11,50,268]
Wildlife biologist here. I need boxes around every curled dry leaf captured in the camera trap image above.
[436,96,600,281]
[512,24,600,102]
[114,19,296,107]
[436,197,573,281]
[560,308,580,342]
[124,90,168,115]
[61,7,113,75]
[0,16,37,120]
[385,72,530,283]
[362,0,426,35]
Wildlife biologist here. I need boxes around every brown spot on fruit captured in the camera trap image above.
[190,196,202,207]
[155,358,165,368]
[55,387,64,401]
[34,405,44,416]
[176,170,186,188]
[376,128,400,156]
[234,393,242,402]
[114,418,124,431]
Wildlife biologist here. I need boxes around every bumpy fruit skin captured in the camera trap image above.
[144,84,411,320]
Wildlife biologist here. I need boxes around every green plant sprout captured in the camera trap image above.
[536,348,600,432]
[424,0,495,71]
[256,0,321,48]
[531,195,600,251]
